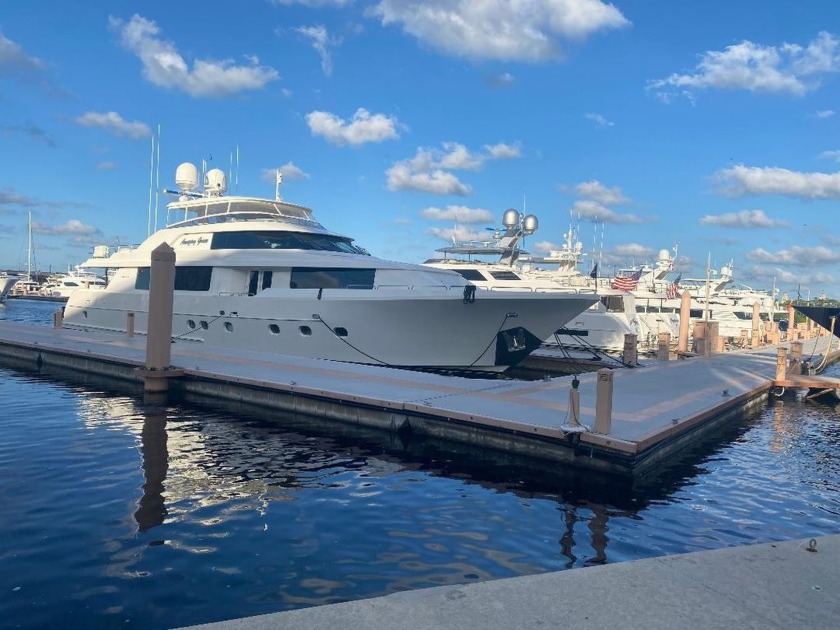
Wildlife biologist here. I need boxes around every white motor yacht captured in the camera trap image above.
[63,163,598,373]
[0,273,20,302]
[40,268,107,300]
[424,210,642,353]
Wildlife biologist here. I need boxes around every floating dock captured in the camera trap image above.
[0,320,837,477]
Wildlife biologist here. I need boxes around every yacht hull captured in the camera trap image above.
[793,305,840,339]
[63,288,597,372]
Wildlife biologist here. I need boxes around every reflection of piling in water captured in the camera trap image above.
[134,410,168,532]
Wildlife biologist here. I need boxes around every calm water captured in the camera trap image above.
[1,299,839,629]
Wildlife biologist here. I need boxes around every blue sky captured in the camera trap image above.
[2,0,839,299]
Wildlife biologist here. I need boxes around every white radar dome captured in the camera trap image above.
[204,168,228,196]
[502,209,520,229]
[522,214,538,235]
[657,249,670,262]
[175,162,199,192]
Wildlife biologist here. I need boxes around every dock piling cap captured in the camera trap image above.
[151,242,176,262]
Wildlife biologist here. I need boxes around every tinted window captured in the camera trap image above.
[212,230,367,254]
[290,268,375,289]
[489,271,521,280]
[135,266,212,291]
[453,269,486,281]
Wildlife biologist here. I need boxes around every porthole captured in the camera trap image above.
[299,325,312,336]
[200,321,209,330]
[224,322,233,332]
[187,319,196,329]
[269,324,280,334]
[335,327,348,337]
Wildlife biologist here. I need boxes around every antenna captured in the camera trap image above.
[236,146,240,194]
[154,124,161,232]
[147,133,155,238]
[275,169,283,201]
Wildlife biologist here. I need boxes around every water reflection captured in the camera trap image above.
[135,406,168,531]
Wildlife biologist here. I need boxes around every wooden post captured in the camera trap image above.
[622,333,637,366]
[144,243,176,393]
[127,311,135,338]
[776,347,787,382]
[594,369,613,434]
[657,332,670,360]
[790,341,803,376]
[787,304,795,340]
[677,289,690,352]
[53,309,64,328]
[751,301,760,348]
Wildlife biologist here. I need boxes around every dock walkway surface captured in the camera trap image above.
[0,320,837,475]
[178,534,840,630]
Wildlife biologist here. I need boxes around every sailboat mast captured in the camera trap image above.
[27,211,32,280]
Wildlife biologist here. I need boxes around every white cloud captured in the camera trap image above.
[649,32,840,101]
[487,72,515,87]
[816,109,835,119]
[698,209,787,228]
[746,245,840,266]
[0,188,38,207]
[820,150,840,162]
[387,162,471,195]
[584,112,614,127]
[421,205,494,223]
[368,0,630,62]
[0,31,45,76]
[0,30,45,78]
[96,161,117,170]
[428,225,488,244]
[387,141,522,194]
[572,199,641,224]
[109,14,279,97]
[306,108,400,146]
[715,164,840,199]
[611,243,655,258]
[74,111,150,139]
[261,162,310,182]
[438,142,485,170]
[32,219,100,236]
[484,142,522,159]
[296,25,340,76]
[575,180,629,205]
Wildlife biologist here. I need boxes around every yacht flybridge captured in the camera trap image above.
[63,163,598,373]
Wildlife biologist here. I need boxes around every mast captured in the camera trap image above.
[704,252,711,323]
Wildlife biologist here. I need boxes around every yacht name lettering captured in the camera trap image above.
[181,236,210,247]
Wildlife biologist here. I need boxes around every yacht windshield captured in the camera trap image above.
[211,230,368,254]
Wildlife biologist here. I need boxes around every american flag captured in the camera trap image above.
[666,273,682,299]
[611,268,643,291]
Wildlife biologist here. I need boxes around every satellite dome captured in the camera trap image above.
[522,214,538,235]
[657,249,670,262]
[204,168,228,196]
[175,162,199,192]
[502,208,520,229]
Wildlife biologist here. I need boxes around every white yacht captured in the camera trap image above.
[424,210,641,353]
[0,273,20,302]
[63,163,598,373]
[40,267,107,300]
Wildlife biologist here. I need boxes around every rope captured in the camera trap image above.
[313,311,513,370]
[812,316,836,373]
